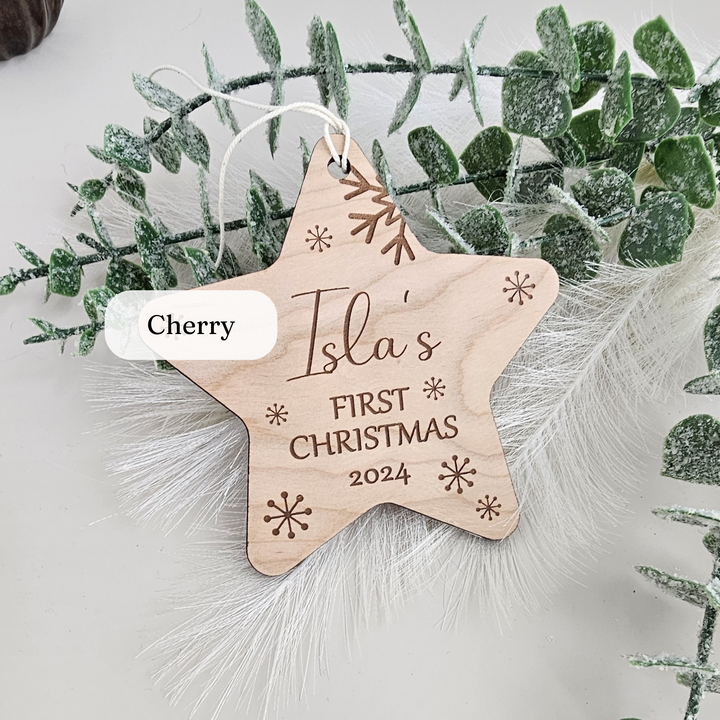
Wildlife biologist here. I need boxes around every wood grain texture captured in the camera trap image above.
[165,136,559,576]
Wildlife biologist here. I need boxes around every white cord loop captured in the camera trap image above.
[148,65,351,269]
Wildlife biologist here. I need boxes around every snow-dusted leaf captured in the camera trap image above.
[114,164,146,202]
[662,414,720,485]
[202,44,240,134]
[617,75,680,143]
[79,179,106,202]
[639,188,695,235]
[134,216,177,290]
[372,139,395,198]
[267,73,284,156]
[246,187,281,267]
[502,51,572,138]
[515,165,563,203]
[455,205,510,256]
[703,305,720,371]
[569,109,613,159]
[635,566,708,608]
[628,655,717,674]
[392,0,431,74]
[541,214,600,282]
[172,116,210,170]
[654,507,720,532]
[104,124,151,173]
[300,136,311,175]
[426,207,472,254]
[571,20,614,108]
[245,0,281,69]
[459,126,513,201]
[0,274,19,295]
[677,672,720,694]
[14,243,44,267]
[700,81,720,126]
[542,131,586,167]
[307,16,330,107]
[706,578,720,611]
[608,142,645,179]
[184,247,218,286]
[48,248,81,297]
[85,203,114,252]
[571,168,634,220]
[83,286,115,321]
[132,73,183,112]
[654,135,717,209]
[618,191,691,267]
[388,73,423,134]
[461,40,483,125]
[703,531,720,556]
[87,145,113,164]
[685,373,720,396]
[407,126,458,185]
[449,17,486,101]
[633,16,694,89]
[536,5,580,93]
[29,318,58,336]
[77,327,98,357]
[325,22,349,121]
[249,169,284,214]
[600,51,632,138]
[665,106,703,138]
[105,257,151,294]
[143,117,182,174]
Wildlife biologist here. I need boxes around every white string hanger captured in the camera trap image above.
[148,65,352,270]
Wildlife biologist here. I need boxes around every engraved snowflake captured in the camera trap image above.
[503,271,536,305]
[476,494,502,520]
[305,225,332,252]
[438,455,477,493]
[423,377,446,400]
[264,492,312,538]
[266,403,288,425]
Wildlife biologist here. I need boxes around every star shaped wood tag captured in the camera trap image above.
[160,136,559,575]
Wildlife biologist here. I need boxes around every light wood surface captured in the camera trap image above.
[165,136,559,576]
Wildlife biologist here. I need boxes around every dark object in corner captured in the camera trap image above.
[0,0,64,61]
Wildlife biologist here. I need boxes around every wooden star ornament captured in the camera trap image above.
[159,136,559,576]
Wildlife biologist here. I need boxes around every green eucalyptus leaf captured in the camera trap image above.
[608,142,645,179]
[48,248,81,297]
[685,373,720,395]
[638,187,696,231]
[87,145,113,164]
[172,116,210,170]
[703,532,720,556]
[85,203,114,252]
[29,318,58,336]
[372,139,395,198]
[515,165,564,203]
[104,124,151,173]
[570,20,615,108]
[600,51,633,138]
[542,131,586,167]
[14,243,44,267]
[132,73,183,112]
[455,205,510,256]
[134,216,177,290]
[249,169,285,214]
[143,117,182,174]
[616,75,681,143]
[502,51,572,138]
[389,73,423,134]
[654,135,717,209]
[665,106,702,137]
[326,22,350,121]
[300,136,311,175]
[392,0,431,74]
[633,15,694,89]
[82,286,115,321]
[699,81,720,126]
[184,247,218,286]
[202,44,241,134]
[536,5,580,93]
[459,126,514,201]
[571,168,635,220]
[569,109,613,159]
[79,179,107,202]
[0,274,19,295]
[407,126,458,185]
[105,257,152,294]
[114,164,146,201]
[618,191,691,267]
[635,566,708,608]
[662,414,720,485]
[307,16,330,107]
[449,17,486,102]
[267,73,284,156]
[704,305,720,371]
[247,186,282,267]
[653,506,720,531]
[541,214,601,281]
[77,327,98,357]
[461,39,483,125]
[245,0,281,69]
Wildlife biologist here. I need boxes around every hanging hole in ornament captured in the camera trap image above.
[327,157,351,179]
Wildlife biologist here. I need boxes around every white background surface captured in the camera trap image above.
[2,1,720,718]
